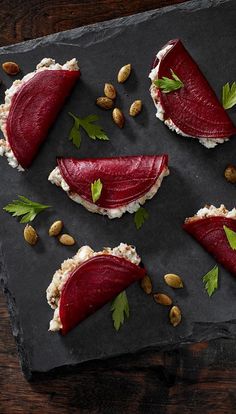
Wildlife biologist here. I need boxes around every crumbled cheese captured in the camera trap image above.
[95,243,140,266]
[198,137,228,149]
[149,44,173,83]
[165,119,228,149]
[48,166,70,192]
[0,139,24,171]
[47,243,141,332]
[0,57,79,171]
[36,57,79,72]
[48,166,170,219]
[164,118,189,136]
[149,44,228,149]
[196,204,236,219]
[149,43,173,121]
[49,308,62,332]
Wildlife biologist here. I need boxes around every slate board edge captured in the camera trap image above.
[0,0,230,54]
[30,321,236,380]
[0,244,32,379]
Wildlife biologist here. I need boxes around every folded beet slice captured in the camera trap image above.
[57,155,168,209]
[59,254,146,334]
[184,217,236,275]
[152,39,236,139]
[7,69,80,168]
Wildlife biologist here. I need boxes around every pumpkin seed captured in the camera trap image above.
[169,305,182,327]
[224,164,236,184]
[23,224,38,246]
[2,61,20,75]
[140,275,152,294]
[153,293,172,306]
[129,100,142,117]
[96,96,114,110]
[112,108,125,128]
[58,234,75,246]
[164,273,183,288]
[117,64,131,83]
[49,220,63,237]
[104,83,116,100]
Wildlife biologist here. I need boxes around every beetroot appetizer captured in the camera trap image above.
[184,205,236,276]
[48,155,169,219]
[149,39,236,148]
[47,243,146,334]
[0,58,80,170]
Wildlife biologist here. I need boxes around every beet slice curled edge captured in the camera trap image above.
[152,39,236,139]
[59,254,146,334]
[183,216,236,275]
[7,69,80,168]
[57,154,168,209]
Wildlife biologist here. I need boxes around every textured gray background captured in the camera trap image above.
[1,0,236,378]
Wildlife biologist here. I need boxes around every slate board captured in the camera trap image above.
[1,0,236,380]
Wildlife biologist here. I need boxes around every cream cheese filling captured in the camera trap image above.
[149,44,228,149]
[0,58,79,171]
[47,243,141,332]
[186,204,236,223]
[196,204,236,219]
[48,165,170,219]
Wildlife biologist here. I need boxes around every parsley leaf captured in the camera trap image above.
[134,207,149,230]
[3,195,50,223]
[222,82,236,110]
[223,225,236,250]
[69,124,81,149]
[154,69,184,93]
[91,179,103,203]
[111,291,130,331]
[68,112,109,148]
[202,265,219,297]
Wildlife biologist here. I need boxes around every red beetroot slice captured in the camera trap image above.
[57,155,168,209]
[183,216,236,275]
[153,39,236,139]
[59,254,146,334]
[7,69,80,168]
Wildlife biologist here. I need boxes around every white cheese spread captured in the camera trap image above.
[198,137,228,149]
[0,58,79,171]
[47,243,141,332]
[186,204,236,223]
[149,44,228,149]
[149,44,173,122]
[196,204,236,219]
[48,165,170,219]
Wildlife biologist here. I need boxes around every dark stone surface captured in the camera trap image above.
[0,0,236,379]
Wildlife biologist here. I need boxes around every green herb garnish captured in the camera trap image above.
[202,265,219,297]
[3,195,50,223]
[154,69,184,93]
[91,179,103,203]
[134,207,149,230]
[222,82,236,110]
[69,123,82,149]
[223,225,236,250]
[111,291,129,331]
[68,112,109,148]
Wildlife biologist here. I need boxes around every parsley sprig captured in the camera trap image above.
[111,291,129,331]
[202,265,219,297]
[91,179,103,203]
[223,225,236,250]
[68,112,109,149]
[3,195,50,223]
[222,82,236,110]
[154,69,184,93]
[134,207,149,230]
